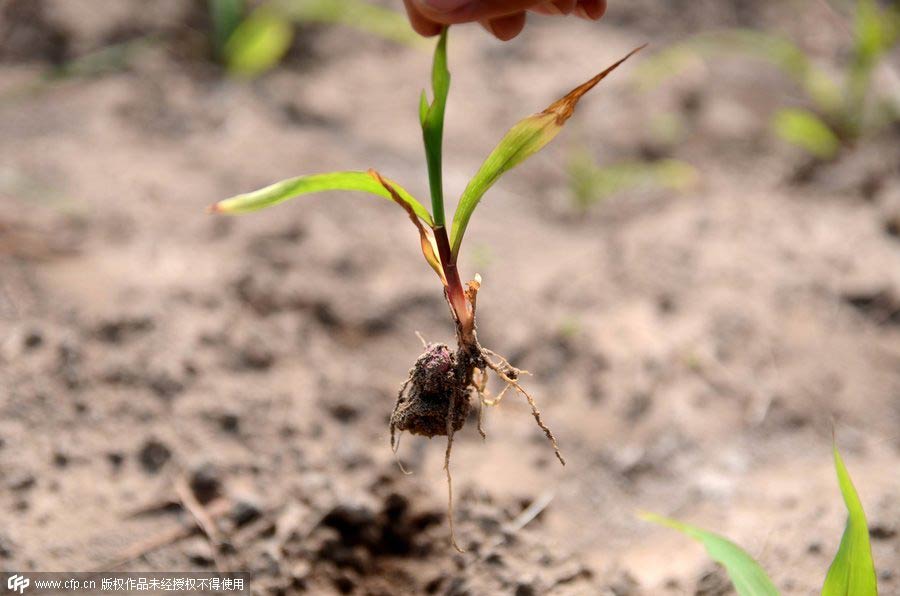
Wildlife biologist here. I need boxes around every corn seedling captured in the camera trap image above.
[566,148,697,212]
[210,0,419,78]
[638,0,900,160]
[642,443,879,595]
[210,29,643,549]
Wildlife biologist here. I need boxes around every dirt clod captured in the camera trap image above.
[188,462,222,504]
[138,438,171,474]
[390,343,469,440]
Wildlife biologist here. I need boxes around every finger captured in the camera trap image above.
[403,0,444,36]
[530,0,576,15]
[480,11,527,41]
[551,0,578,14]
[574,0,607,20]
[412,0,543,24]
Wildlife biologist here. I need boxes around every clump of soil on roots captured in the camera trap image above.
[389,277,565,551]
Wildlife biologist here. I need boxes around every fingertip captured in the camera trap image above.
[483,12,527,41]
[575,0,606,20]
[552,0,578,15]
[403,0,444,36]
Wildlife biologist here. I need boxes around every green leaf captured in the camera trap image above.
[772,108,841,159]
[844,0,900,135]
[821,445,878,596]
[272,0,420,46]
[421,27,451,227]
[224,9,294,77]
[209,170,433,226]
[641,513,780,596]
[209,0,245,59]
[449,45,644,258]
[567,152,697,211]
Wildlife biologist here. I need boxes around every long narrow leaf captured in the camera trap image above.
[421,27,450,227]
[209,171,433,227]
[449,45,644,258]
[822,446,878,596]
[641,513,780,596]
[369,170,445,284]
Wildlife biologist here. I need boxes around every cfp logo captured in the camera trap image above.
[6,575,29,594]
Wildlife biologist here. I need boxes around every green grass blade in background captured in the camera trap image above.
[567,152,697,211]
[449,45,643,258]
[273,0,420,46]
[821,446,878,596]
[209,171,434,226]
[641,513,780,596]
[844,0,900,135]
[210,0,245,59]
[224,9,294,77]
[772,108,841,159]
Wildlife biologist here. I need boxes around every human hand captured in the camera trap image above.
[402,0,607,41]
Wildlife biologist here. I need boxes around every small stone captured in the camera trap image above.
[869,523,897,540]
[52,451,70,468]
[231,498,263,527]
[23,328,43,349]
[218,412,240,434]
[138,439,171,473]
[333,575,355,594]
[514,583,537,596]
[107,451,125,470]
[148,372,184,400]
[237,341,274,370]
[0,534,14,558]
[8,471,36,491]
[189,462,222,504]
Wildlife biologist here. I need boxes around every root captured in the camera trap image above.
[473,369,488,440]
[390,376,412,455]
[392,431,412,475]
[388,273,566,550]
[481,349,566,467]
[445,389,464,553]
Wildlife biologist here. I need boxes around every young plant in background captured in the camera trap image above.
[209,0,419,78]
[643,443,879,595]
[210,28,643,549]
[638,0,900,160]
[566,148,697,213]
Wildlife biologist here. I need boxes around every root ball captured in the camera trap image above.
[390,343,470,439]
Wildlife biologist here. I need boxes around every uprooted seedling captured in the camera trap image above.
[210,27,643,550]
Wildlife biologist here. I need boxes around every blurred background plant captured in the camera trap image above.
[565,147,698,213]
[212,0,419,77]
[644,444,879,595]
[637,0,900,161]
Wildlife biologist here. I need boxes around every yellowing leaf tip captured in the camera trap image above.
[544,43,648,124]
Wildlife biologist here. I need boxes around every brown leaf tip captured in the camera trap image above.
[545,43,647,124]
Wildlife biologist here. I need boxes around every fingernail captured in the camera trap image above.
[580,0,606,19]
[421,0,472,13]
[542,3,564,15]
[574,5,590,19]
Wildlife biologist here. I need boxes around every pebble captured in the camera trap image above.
[138,438,171,473]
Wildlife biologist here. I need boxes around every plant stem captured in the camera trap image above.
[434,225,469,330]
